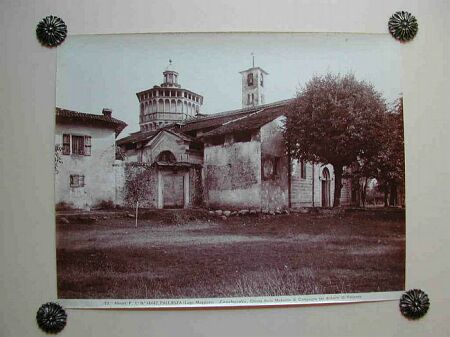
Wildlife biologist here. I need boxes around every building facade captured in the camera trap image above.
[55,108,127,209]
[116,64,353,211]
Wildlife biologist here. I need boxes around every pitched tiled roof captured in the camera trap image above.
[180,100,293,133]
[56,107,127,136]
[116,127,196,147]
[200,99,293,138]
[116,99,294,145]
[116,130,158,146]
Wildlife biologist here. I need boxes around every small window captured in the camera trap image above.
[62,134,70,155]
[247,73,254,86]
[260,73,264,87]
[263,157,280,180]
[70,174,85,188]
[300,160,306,179]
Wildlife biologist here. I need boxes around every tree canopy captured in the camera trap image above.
[284,73,388,207]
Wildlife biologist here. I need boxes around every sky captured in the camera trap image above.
[56,33,402,137]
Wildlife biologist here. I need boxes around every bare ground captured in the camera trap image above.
[56,208,405,299]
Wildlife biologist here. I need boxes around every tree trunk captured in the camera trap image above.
[333,165,343,208]
[361,177,368,208]
[384,189,388,207]
[390,182,398,207]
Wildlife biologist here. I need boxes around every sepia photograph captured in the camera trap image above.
[55,32,405,306]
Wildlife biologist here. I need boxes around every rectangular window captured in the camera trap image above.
[62,134,70,155]
[71,135,85,155]
[300,160,307,179]
[70,174,85,188]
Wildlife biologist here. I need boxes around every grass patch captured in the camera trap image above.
[57,209,405,299]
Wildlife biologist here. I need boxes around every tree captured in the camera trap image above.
[340,97,405,208]
[372,97,405,206]
[284,73,387,207]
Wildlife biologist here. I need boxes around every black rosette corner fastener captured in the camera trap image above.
[399,289,430,320]
[36,302,67,334]
[36,15,67,47]
[388,11,418,42]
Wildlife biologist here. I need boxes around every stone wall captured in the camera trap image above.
[189,166,203,207]
[290,160,336,208]
[204,138,261,209]
[340,177,353,206]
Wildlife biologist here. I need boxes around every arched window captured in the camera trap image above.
[247,73,254,86]
[156,151,176,163]
[260,73,264,87]
[158,99,164,111]
[165,99,170,112]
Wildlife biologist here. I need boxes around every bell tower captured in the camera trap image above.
[239,57,268,108]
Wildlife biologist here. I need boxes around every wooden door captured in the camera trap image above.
[322,180,330,207]
[321,168,331,207]
[162,173,184,208]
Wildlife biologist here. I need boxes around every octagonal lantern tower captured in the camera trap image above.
[136,61,203,132]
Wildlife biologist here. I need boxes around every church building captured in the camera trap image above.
[116,62,352,210]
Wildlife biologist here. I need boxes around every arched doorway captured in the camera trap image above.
[321,167,331,207]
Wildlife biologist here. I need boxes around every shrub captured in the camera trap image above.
[94,199,115,210]
[55,201,75,211]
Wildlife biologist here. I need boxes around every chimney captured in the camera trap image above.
[102,108,112,117]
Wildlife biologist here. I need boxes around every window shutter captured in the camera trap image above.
[84,136,91,156]
[62,134,70,155]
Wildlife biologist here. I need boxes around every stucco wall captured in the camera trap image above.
[204,139,261,209]
[260,117,289,210]
[55,124,116,209]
